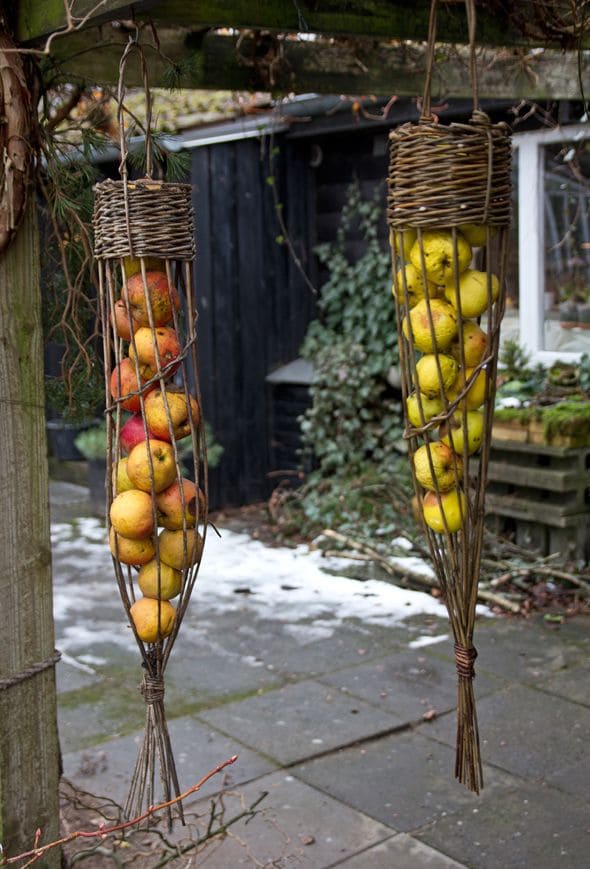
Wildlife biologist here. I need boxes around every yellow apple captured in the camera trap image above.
[109,527,155,565]
[402,298,458,353]
[144,388,201,441]
[137,559,182,600]
[444,269,499,319]
[410,230,472,285]
[448,367,487,410]
[458,224,496,248]
[130,597,175,643]
[422,489,467,534]
[126,439,178,494]
[390,227,418,261]
[406,392,444,428]
[413,441,463,492]
[415,354,458,398]
[440,410,484,455]
[110,489,154,539]
[115,458,135,494]
[122,256,167,279]
[158,528,203,570]
[450,321,488,368]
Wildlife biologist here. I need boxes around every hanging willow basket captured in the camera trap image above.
[388,0,512,794]
[93,38,207,825]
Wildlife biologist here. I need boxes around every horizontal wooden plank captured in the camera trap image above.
[27,24,590,100]
[485,493,590,527]
[487,460,583,493]
[491,438,590,460]
[16,0,530,48]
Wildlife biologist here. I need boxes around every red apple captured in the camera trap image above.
[120,414,148,455]
[129,327,182,381]
[113,299,139,341]
[155,479,205,530]
[122,271,180,328]
[144,388,200,441]
[110,357,150,413]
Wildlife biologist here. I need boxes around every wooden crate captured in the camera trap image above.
[485,439,590,560]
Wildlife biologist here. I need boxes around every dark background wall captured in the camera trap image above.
[191,136,317,508]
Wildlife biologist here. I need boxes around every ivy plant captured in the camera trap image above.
[290,181,408,538]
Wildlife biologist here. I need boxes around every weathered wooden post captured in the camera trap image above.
[0,31,61,864]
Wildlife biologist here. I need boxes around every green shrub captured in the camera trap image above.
[289,181,409,537]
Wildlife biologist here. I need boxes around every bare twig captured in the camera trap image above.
[3,756,238,867]
[321,528,522,613]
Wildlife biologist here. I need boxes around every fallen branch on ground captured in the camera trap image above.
[3,755,238,867]
[321,528,522,613]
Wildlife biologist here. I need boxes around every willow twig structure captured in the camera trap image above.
[93,35,208,823]
[387,0,512,793]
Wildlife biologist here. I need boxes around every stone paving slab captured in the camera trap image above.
[198,679,403,765]
[542,659,590,706]
[416,779,590,869]
[292,728,516,832]
[317,647,507,724]
[63,714,277,808]
[182,611,419,680]
[332,833,468,868]
[425,683,590,798]
[472,616,590,686]
[184,769,396,867]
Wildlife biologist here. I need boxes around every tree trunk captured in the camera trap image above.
[0,201,60,865]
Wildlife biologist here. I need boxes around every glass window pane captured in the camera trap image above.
[543,141,590,352]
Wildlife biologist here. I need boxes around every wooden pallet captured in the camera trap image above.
[486,439,590,560]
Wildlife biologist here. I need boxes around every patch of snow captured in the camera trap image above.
[408,634,450,649]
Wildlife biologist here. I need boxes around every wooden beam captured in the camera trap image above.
[0,201,61,866]
[15,0,564,49]
[46,27,590,102]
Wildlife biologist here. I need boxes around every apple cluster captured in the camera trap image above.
[108,258,204,644]
[391,225,498,535]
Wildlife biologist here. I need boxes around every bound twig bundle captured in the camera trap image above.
[93,37,207,824]
[387,0,512,793]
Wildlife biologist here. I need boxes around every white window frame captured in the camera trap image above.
[513,123,590,365]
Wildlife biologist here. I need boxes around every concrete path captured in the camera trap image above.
[50,481,590,868]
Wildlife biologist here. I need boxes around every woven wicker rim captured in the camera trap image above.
[387,112,512,229]
[93,178,195,260]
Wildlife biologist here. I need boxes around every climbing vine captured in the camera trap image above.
[284,181,409,536]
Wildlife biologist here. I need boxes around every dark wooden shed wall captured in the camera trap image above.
[191,136,316,508]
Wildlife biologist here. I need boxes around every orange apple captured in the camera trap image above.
[122,271,180,327]
[144,388,201,441]
[110,357,149,413]
[158,528,203,570]
[109,527,155,565]
[127,439,178,493]
[130,597,175,643]
[109,489,154,539]
[129,327,181,381]
[155,478,205,530]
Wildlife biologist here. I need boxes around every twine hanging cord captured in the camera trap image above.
[454,642,477,680]
[421,0,479,122]
[0,649,61,691]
